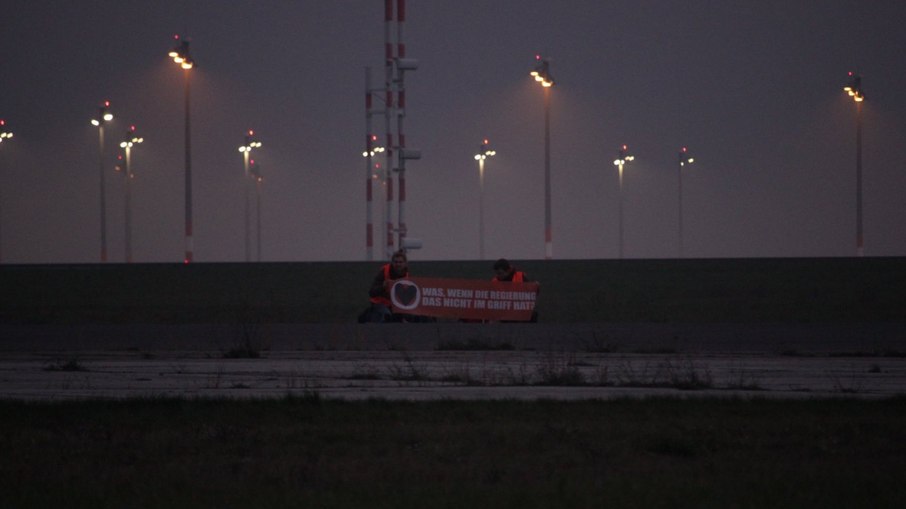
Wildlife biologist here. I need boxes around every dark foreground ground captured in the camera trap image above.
[2,397,905,508]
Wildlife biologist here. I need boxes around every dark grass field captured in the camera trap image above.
[2,396,905,508]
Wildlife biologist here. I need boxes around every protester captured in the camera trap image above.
[492,258,531,283]
[359,250,410,323]
[491,258,538,322]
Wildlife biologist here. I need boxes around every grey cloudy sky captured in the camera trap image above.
[2,0,905,263]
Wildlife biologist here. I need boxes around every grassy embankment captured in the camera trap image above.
[2,257,904,323]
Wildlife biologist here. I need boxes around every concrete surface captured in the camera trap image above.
[2,323,905,400]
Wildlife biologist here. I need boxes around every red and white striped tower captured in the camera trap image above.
[395,0,407,250]
[364,67,374,261]
[385,166,394,257]
[384,0,396,259]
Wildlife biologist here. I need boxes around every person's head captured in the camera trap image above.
[391,250,408,271]
[493,258,512,278]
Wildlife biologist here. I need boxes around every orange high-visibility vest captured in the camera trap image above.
[493,271,525,283]
[370,264,408,306]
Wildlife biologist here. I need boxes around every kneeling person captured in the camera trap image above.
[491,258,538,322]
[359,250,410,323]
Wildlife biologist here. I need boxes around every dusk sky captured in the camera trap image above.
[2,1,905,263]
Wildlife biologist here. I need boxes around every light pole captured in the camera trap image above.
[613,144,634,259]
[367,162,389,257]
[474,138,496,260]
[530,54,554,259]
[250,160,263,262]
[118,126,143,263]
[362,135,385,261]
[91,101,114,262]
[394,56,420,253]
[677,146,694,258]
[0,119,13,263]
[843,72,865,257]
[168,34,194,263]
[238,130,262,262]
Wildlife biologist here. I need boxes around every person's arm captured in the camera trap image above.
[521,272,539,295]
[368,270,387,298]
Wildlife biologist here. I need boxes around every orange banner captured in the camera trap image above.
[389,277,539,321]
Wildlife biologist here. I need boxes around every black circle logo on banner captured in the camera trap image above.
[391,280,420,310]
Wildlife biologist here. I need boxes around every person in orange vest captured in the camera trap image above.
[491,258,539,322]
[492,258,530,283]
[359,250,410,323]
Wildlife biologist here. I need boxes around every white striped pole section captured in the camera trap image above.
[384,0,395,258]
[365,67,374,261]
[396,0,408,250]
[386,151,394,256]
